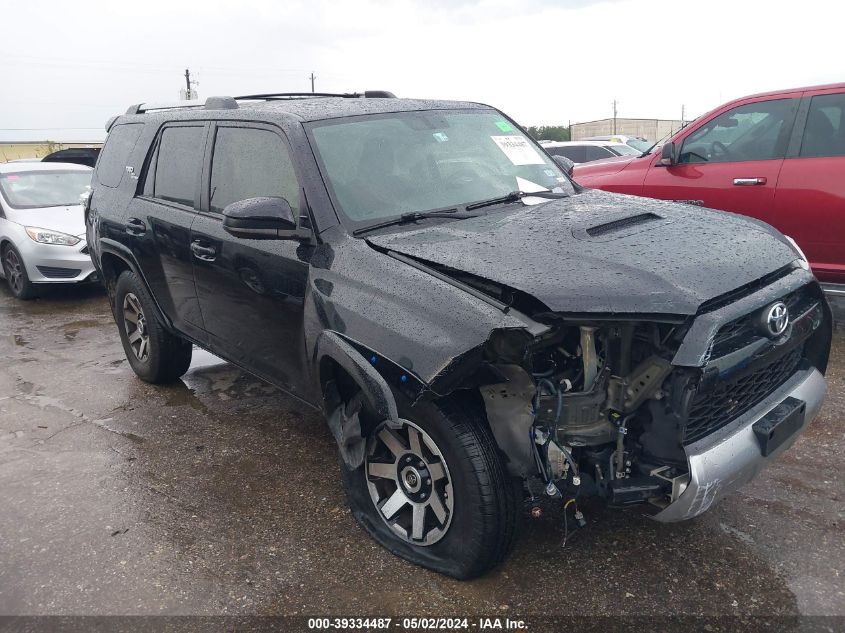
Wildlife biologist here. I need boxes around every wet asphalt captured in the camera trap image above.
[0,283,843,619]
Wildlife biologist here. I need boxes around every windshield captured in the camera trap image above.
[625,138,652,152]
[308,110,574,231]
[609,144,641,156]
[0,170,92,210]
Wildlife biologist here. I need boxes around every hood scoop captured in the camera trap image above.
[572,211,670,241]
[586,212,662,237]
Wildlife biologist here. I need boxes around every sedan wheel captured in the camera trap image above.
[2,245,36,299]
[4,248,24,294]
[365,419,454,546]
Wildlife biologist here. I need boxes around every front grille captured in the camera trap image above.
[80,245,89,255]
[684,345,804,445]
[36,266,81,279]
[710,285,817,357]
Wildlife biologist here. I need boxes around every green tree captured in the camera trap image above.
[524,125,570,142]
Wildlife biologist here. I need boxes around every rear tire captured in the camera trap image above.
[114,270,192,383]
[339,391,522,579]
[2,244,38,300]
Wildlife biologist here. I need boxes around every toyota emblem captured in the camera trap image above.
[764,302,789,337]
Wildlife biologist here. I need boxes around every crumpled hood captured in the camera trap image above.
[5,204,87,238]
[367,190,799,315]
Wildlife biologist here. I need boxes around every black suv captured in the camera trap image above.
[88,92,832,579]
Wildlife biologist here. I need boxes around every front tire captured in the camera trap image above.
[114,270,192,383]
[340,393,521,579]
[2,244,37,300]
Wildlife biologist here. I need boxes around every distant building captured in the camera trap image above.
[571,118,686,142]
[0,141,103,163]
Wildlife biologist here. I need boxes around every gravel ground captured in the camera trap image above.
[0,283,842,624]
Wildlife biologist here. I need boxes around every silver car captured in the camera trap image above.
[0,162,96,299]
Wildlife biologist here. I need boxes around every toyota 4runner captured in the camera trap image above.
[87,92,832,579]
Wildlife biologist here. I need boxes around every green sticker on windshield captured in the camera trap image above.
[495,120,513,132]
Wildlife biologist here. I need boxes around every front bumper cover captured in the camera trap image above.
[653,366,826,522]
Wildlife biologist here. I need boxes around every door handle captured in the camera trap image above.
[125,217,147,235]
[190,241,217,262]
[733,177,767,186]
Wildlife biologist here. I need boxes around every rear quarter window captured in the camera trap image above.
[96,123,144,188]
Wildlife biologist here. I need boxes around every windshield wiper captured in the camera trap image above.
[352,208,471,236]
[465,190,568,212]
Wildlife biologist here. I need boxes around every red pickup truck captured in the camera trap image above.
[574,83,845,294]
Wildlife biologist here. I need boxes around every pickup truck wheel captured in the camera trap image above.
[339,393,521,579]
[114,270,192,383]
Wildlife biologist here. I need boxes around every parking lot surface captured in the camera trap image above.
[1,285,843,618]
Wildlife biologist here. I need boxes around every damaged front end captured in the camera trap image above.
[460,267,832,520]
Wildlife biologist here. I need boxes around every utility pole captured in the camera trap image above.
[309,72,316,93]
[681,104,685,125]
[612,99,618,135]
[181,68,198,100]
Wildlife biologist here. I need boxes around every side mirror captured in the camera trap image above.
[552,155,575,176]
[657,142,677,166]
[222,197,299,239]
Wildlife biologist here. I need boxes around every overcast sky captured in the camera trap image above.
[1,0,841,142]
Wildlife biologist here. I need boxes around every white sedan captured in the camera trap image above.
[0,162,96,299]
[542,140,641,164]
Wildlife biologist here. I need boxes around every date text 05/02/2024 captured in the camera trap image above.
[307,617,528,630]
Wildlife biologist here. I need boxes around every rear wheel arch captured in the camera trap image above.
[97,244,171,330]
[99,251,131,294]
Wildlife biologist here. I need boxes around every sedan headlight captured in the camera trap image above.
[25,227,81,246]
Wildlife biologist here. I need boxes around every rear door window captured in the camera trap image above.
[209,126,301,214]
[585,146,614,161]
[548,146,586,162]
[96,123,143,188]
[152,126,205,206]
[680,98,798,164]
[800,93,845,157]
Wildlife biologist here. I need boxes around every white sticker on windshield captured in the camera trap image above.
[491,135,545,166]
[515,177,547,193]
[516,177,549,205]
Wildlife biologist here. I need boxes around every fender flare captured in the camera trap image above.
[315,330,400,423]
[98,238,173,330]
[315,331,403,469]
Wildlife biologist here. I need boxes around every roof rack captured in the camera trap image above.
[236,91,396,100]
[124,91,396,116]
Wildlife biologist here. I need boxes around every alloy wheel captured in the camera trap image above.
[123,292,150,361]
[4,248,24,294]
[366,419,454,546]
